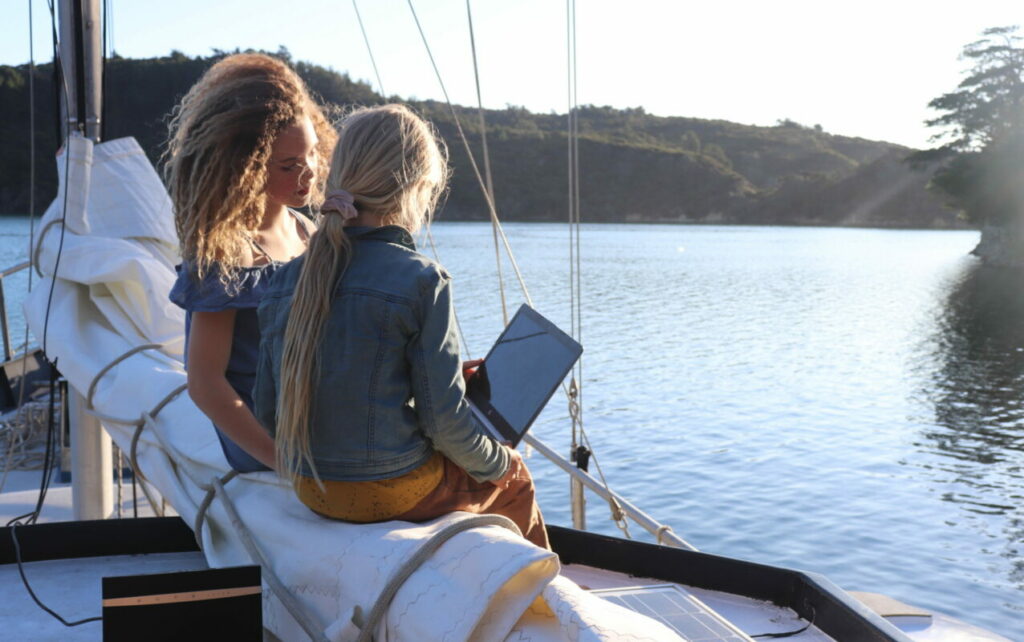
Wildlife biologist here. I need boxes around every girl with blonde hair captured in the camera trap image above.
[167,53,336,472]
[254,104,548,548]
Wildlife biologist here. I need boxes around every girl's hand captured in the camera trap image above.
[491,445,522,490]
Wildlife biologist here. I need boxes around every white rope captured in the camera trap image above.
[79,345,329,635]
[655,525,675,546]
[193,469,238,549]
[85,343,165,409]
[212,475,330,642]
[79,345,189,519]
[354,514,520,641]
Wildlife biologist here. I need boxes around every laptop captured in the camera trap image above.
[466,304,583,447]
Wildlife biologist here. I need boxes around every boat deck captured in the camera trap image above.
[0,550,834,641]
[0,470,1007,641]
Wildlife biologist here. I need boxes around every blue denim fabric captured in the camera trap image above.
[254,226,509,482]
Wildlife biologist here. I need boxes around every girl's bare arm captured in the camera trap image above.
[187,309,276,470]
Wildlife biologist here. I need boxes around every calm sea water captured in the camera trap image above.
[3,218,1021,638]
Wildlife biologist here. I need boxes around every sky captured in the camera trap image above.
[2,0,1021,149]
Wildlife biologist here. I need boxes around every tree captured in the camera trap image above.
[680,130,701,153]
[912,26,1024,234]
[703,143,731,169]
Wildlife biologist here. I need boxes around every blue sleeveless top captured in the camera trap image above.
[169,261,282,472]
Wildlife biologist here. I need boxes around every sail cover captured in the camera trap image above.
[25,134,683,642]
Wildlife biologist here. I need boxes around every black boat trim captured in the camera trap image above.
[0,517,198,565]
[548,525,912,642]
[1,519,912,641]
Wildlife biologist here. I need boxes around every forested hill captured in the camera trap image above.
[0,52,962,228]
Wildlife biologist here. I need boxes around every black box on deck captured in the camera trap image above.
[102,565,262,641]
[0,348,51,411]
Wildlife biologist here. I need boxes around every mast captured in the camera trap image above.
[58,0,103,141]
[59,0,113,521]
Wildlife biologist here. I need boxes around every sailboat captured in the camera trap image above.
[0,1,1012,640]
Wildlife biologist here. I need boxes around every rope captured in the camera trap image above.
[129,383,187,484]
[575,416,631,539]
[212,474,330,642]
[31,219,62,278]
[85,342,164,409]
[194,469,238,550]
[76,345,187,519]
[655,525,674,546]
[355,514,521,641]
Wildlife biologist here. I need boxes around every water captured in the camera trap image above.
[5,218,1021,638]
[429,222,1022,639]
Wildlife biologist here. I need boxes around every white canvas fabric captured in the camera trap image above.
[24,135,684,642]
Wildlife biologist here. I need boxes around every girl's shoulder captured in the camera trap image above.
[169,260,282,312]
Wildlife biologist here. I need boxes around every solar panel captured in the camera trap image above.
[591,584,756,641]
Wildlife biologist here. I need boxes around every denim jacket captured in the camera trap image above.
[254,225,509,483]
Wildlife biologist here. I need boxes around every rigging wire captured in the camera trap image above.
[27,0,37,301]
[40,0,73,361]
[1,0,45,496]
[7,13,108,627]
[101,0,109,141]
[423,228,471,357]
[405,0,638,539]
[566,0,579,457]
[8,0,76,532]
[562,0,633,539]
[34,0,73,526]
[345,1,476,358]
[351,0,385,97]
[405,0,534,309]
[464,0,508,327]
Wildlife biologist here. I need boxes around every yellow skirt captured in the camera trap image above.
[294,452,444,522]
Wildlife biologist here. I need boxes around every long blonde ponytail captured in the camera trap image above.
[275,104,449,483]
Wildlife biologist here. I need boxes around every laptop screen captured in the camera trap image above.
[467,305,582,444]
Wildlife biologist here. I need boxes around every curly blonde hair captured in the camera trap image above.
[164,53,336,280]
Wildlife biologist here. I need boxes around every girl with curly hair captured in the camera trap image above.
[166,53,336,471]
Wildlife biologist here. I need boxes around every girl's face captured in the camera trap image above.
[265,115,319,210]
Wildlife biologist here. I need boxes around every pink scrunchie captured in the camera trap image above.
[321,189,358,220]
